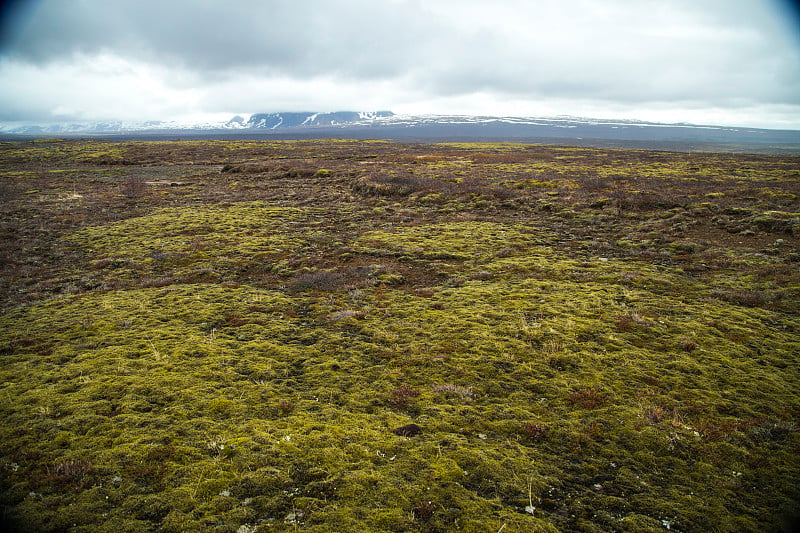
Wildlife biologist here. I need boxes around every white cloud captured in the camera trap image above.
[0,55,202,121]
[0,0,798,128]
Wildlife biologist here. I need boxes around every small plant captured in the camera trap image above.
[277,399,295,416]
[714,289,783,309]
[615,315,636,332]
[643,405,668,424]
[122,175,147,197]
[387,384,420,410]
[678,338,698,351]
[328,309,366,322]
[519,422,548,443]
[46,460,93,487]
[696,418,740,440]
[615,311,649,332]
[543,339,564,355]
[413,500,437,522]
[206,439,235,458]
[414,288,435,298]
[567,387,605,409]
[611,176,630,217]
[547,354,579,371]
[289,270,343,293]
[223,312,247,327]
[352,173,428,197]
[431,383,475,400]
[750,420,797,442]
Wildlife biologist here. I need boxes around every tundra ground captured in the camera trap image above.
[0,139,798,532]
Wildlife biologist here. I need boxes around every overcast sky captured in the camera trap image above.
[1,0,799,128]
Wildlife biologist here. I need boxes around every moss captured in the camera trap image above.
[1,139,799,531]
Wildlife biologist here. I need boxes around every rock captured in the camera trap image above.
[393,423,422,437]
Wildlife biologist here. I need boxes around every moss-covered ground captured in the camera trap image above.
[0,139,799,532]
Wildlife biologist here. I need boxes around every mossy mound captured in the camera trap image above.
[2,270,798,531]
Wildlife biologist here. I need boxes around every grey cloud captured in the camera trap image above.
[1,0,798,126]
[3,0,437,78]
[419,1,800,107]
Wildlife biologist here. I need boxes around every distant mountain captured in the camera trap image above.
[0,111,395,134]
[2,111,799,151]
[247,111,394,129]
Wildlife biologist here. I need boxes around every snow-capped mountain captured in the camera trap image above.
[1,111,798,149]
[246,111,394,129]
[0,111,396,134]
[0,118,250,134]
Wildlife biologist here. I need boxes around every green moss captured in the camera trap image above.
[356,221,549,264]
[1,139,798,532]
[68,202,323,287]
